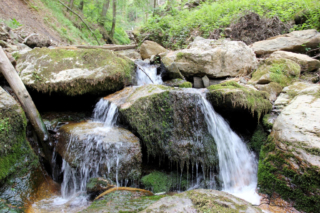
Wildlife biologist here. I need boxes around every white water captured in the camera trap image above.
[136,60,163,86]
[194,91,260,204]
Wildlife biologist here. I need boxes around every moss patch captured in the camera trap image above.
[249,125,267,153]
[141,171,188,193]
[207,81,272,120]
[252,58,300,87]
[258,136,320,213]
[262,114,273,130]
[17,48,135,96]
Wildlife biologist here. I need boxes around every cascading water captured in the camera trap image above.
[193,90,260,205]
[135,60,163,86]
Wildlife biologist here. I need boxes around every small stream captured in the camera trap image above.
[31,60,260,212]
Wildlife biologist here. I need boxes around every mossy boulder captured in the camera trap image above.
[206,81,272,134]
[258,84,320,212]
[161,37,258,78]
[56,122,142,181]
[255,82,283,102]
[86,177,112,194]
[0,87,53,211]
[105,84,218,171]
[141,189,262,213]
[81,190,166,213]
[164,79,192,88]
[250,58,301,87]
[16,48,135,96]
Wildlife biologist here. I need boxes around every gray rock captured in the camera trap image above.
[194,77,204,88]
[202,75,210,87]
[255,82,283,102]
[250,29,320,56]
[140,40,167,60]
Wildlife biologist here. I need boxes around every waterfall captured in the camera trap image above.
[60,99,120,198]
[195,91,260,205]
[135,60,163,86]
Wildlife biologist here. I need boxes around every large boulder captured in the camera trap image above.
[206,81,272,135]
[161,37,258,78]
[249,58,301,87]
[105,85,218,170]
[258,83,320,213]
[142,189,262,213]
[16,48,135,96]
[0,87,57,212]
[140,40,167,60]
[56,122,142,181]
[250,29,320,56]
[269,51,320,72]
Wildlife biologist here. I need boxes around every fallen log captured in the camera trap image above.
[0,47,49,143]
[94,187,154,201]
[55,44,137,51]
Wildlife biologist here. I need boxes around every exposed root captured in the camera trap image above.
[94,187,154,201]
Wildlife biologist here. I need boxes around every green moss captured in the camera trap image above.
[258,136,320,213]
[18,48,135,96]
[179,82,192,88]
[252,59,301,87]
[207,81,272,120]
[249,125,267,153]
[141,171,188,193]
[262,114,273,129]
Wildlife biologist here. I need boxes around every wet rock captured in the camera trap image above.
[142,189,262,213]
[81,190,165,213]
[250,29,320,56]
[269,50,320,72]
[164,79,192,88]
[0,87,57,211]
[161,37,258,78]
[160,53,185,79]
[258,82,320,212]
[140,40,167,60]
[249,58,301,87]
[16,48,135,96]
[86,177,112,194]
[56,122,142,181]
[193,76,204,88]
[255,82,283,102]
[105,85,218,170]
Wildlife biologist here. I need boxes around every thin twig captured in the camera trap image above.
[136,64,155,83]
[57,0,101,45]
[307,47,320,53]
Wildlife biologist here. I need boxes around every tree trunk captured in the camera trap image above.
[110,0,116,38]
[79,0,84,11]
[153,0,156,17]
[68,0,74,11]
[100,0,110,24]
[0,47,49,143]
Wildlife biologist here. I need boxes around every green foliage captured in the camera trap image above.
[141,171,188,193]
[140,0,320,49]
[0,18,22,29]
[179,81,192,88]
[262,114,273,129]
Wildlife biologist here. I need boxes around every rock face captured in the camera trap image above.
[16,48,135,96]
[258,83,320,213]
[105,85,218,171]
[140,40,167,60]
[206,81,272,134]
[161,37,258,78]
[250,58,301,87]
[0,87,54,212]
[250,29,320,56]
[269,51,320,72]
[56,122,142,181]
[142,189,262,213]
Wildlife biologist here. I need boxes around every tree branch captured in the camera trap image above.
[136,64,155,83]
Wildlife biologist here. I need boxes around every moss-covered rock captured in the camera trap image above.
[141,171,188,193]
[86,177,112,194]
[105,85,218,172]
[56,122,142,181]
[81,190,166,213]
[255,82,283,102]
[164,78,192,88]
[249,125,267,153]
[16,48,135,96]
[0,87,54,211]
[250,58,301,87]
[207,81,272,121]
[141,189,262,213]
